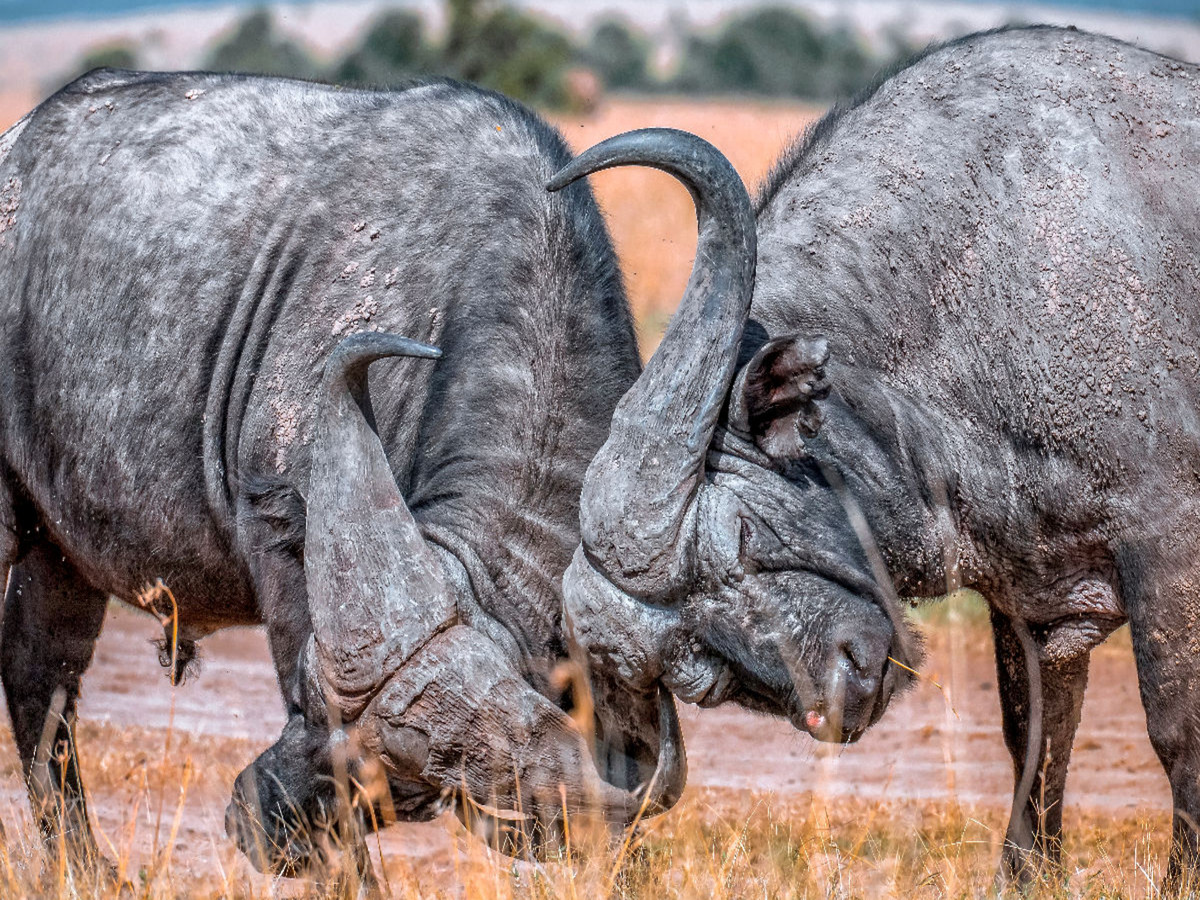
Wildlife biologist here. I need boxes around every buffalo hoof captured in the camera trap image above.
[994,844,1065,897]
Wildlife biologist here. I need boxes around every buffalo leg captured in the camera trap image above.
[237,492,381,890]
[237,480,311,715]
[1,540,108,868]
[250,554,310,717]
[1125,577,1200,889]
[0,476,15,585]
[991,607,1090,883]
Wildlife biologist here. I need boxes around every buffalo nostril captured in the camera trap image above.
[838,641,859,675]
[835,627,891,687]
[837,639,874,684]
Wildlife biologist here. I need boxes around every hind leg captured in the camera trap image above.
[991,607,1091,882]
[1123,561,1200,889]
[1,539,108,869]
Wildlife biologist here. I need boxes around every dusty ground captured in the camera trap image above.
[0,598,1164,893]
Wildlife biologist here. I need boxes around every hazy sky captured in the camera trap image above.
[0,0,1195,25]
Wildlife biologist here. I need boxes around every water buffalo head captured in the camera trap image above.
[227,332,684,873]
[551,129,919,745]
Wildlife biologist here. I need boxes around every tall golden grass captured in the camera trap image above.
[0,603,1171,898]
[0,719,1174,899]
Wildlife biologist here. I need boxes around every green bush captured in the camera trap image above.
[78,42,139,74]
[332,0,577,108]
[584,17,651,91]
[672,7,882,101]
[334,11,431,86]
[205,8,319,80]
[442,3,576,108]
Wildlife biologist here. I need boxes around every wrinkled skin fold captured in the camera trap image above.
[562,25,1200,889]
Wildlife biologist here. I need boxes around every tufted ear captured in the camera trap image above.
[728,335,830,459]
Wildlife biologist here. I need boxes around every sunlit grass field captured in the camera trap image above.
[0,594,1162,899]
[0,707,1169,900]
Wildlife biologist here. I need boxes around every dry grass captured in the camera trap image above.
[414,792,1175,900]
[0,600,1170,899]
[0,756,1175,899]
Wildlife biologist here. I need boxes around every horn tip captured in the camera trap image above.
[545,171,574,193]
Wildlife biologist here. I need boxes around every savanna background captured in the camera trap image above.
[0,0,1196,896]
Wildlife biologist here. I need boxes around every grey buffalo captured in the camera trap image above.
[0,68,697,879]
[558,26,1200,884]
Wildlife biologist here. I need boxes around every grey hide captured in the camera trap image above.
[560,26,1200,886]
[0,69,690,877]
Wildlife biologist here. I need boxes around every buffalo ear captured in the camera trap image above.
[727,335,830,459]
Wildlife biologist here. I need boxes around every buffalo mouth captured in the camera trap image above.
[664,633,907,746]
[677,648,802,720]
[693,666,737,707]
[790,651,905,744]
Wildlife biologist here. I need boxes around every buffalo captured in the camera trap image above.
[0,68,710,880]
[558,26,1200,885]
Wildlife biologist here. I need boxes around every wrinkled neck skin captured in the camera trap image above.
[422,522,562,691]
[643,381,990,726]
[567,386,956,707]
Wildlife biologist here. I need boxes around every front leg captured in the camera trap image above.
[990,607,1090,884]
[237,479,386,889]
[1,540,110,876]
[238,476,311,713]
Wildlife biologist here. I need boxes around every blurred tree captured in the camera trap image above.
[672,7,881,101]
[205,8,318,80]
[78,42,138,73]
[821,23,875,97]
[445,0,486,63]
[334,10,430,86]
[584,17,651,91]
[879,23,922,74]
[331,0,577,108]
[442,4,576,108]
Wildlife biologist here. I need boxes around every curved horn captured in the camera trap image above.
[300,332,683,843]
[549,128,756,599]
[306,331,448,719]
